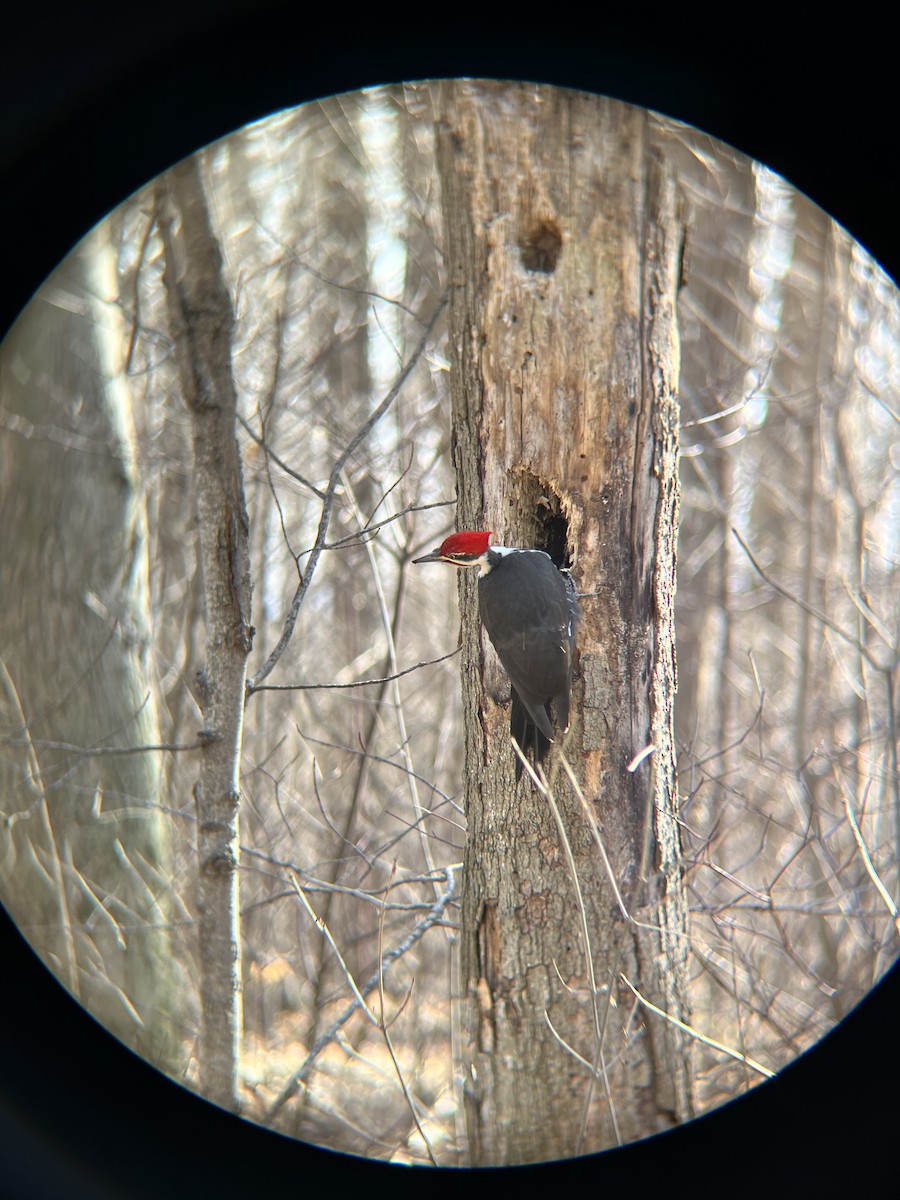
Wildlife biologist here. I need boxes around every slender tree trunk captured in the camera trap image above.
[161,156,253,1112]
[436,81,692,1164]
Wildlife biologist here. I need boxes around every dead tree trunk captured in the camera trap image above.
[436,81,692,1165]
[161,156,253,1112]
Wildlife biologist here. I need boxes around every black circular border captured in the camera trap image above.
[3,4,898,1196]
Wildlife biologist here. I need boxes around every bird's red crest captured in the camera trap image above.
[439,530,492,557]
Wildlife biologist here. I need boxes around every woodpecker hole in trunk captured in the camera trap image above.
[508,468,573,570]
[519,219,562,274]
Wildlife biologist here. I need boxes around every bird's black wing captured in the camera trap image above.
[478,553,572,742]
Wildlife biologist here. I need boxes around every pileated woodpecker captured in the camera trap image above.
[413,531,577,776]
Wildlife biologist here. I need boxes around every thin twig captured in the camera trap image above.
[343,470,443,901]
[841,781,900,937]
[557,751,632,923]
[248,291,448,691]
[377,863,438,1166]
[323,499,456,552]
[255,220,425,322]
[265,865,456,1123]
[248,649,459,695]
[0,660,80,995]
[515,747,603,1044]
[731,526,888,670]
[124,206,158,375]
[515,745,622,1149]
[294,728,456,805]
[238,414,326,499]
[288,874,378,1024]
[620,974,775,1079]
[0,737,207,758]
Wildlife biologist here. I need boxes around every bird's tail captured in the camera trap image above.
[510,689,552,781]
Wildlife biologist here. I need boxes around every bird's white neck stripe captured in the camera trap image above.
[479,545,551,576]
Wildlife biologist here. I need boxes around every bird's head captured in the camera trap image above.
[413,530,493,569]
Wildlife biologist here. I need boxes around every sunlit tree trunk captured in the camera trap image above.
[161,155,252,1111]
[436,81,692,1165]
[0,231,182,1069]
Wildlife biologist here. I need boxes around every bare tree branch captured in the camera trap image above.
[731,525,895,671]
[264,865,456,1122]
[248,648,459,694]
[248,290,448,691]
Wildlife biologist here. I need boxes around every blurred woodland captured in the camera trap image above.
[0,83,897,1164]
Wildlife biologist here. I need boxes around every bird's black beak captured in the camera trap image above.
[412,548,445,564]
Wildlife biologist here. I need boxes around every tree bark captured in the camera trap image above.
[161,156,252,1112]
[436,81,692,1164]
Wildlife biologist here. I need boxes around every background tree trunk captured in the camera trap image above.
[436,81,692,1164]
[671,148,757,832]
[0,230,183,1069]
[161,155,252,1112]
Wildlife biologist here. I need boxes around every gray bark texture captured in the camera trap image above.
[161,155,253,1112]
[436,81,693,1164]
[0,232,183,1069]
